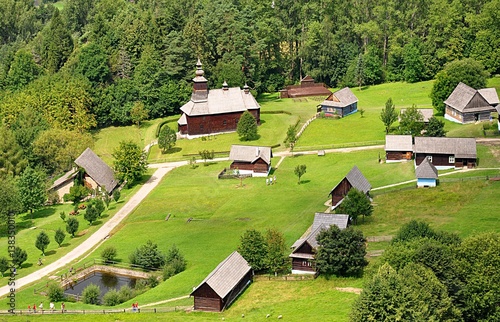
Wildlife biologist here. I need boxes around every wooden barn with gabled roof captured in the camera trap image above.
[278,75,332,99]
[415,158,438,187]
[289,213,349,274]
[191,251,253,312]
[229,145,272,177]
[444,82,499,124]
[49,148,118,199]
[329,166,371,209]
[319,87,358,117]
[178,59,260,137]
[385,135,413,162]
[414,137,477,169]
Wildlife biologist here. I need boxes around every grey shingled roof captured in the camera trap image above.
[321,87,358,108]
[345,166,371,193]
[385,135,413,151]
[478,88,500,105]
[291,213,349,251]
[191,251,251,299]
[415,158,438,179]
[444,82,497,113]
[74,148,118,193]
[177,113,187,125]
[229,145,272,164]
[180,87,259,117]
[399,108,434,122]
[414,137,476,158]
[49,169,78,190]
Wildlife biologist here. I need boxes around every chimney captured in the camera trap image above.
[243,83,250,94]
[255,147,259,157]
[222,80,228,91]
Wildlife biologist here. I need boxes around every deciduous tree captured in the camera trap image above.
[129,240,166,269]
[425,116,446,137]
[18,166,47,214]
[35,231,50,255]
[66,216,79,237]
[238,229,267,271]
[130,101,149,126]
[11,246,27,268]
[336,188,373,224]
[294,164,307,184]
[84,204,98,225]
[316,226,368,277]
[265,229,288,276]
[237,111,258,141]
[380,98,398,134]
[113,141,147,186]
[54,228,65,247]
[398,105,424,136]
[158,125,177,153]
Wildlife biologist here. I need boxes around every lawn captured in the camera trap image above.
[0,172,153,285]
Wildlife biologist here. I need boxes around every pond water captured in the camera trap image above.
[64,271,139,299]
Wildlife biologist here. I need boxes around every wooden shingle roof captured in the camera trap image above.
[414,137,476,158]
[385,135,413,151]
[229,145,272,164]
[321,87,358,108]
[329,166,371,196]
[180,87,259,117]
[444,82,497,113]
[74,148,118,193]
[415,158,438,179]
[291,213,349,250]
[191,251,251,299]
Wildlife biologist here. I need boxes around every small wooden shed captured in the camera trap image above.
[191,251,252,312]
[289,213,349,274]
[319,87,358,117]
[229,145,272,177]
[385,135,413,162]
[415,158,438,187]
[329,166,371,209]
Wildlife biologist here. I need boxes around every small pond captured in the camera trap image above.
[64,271,139,299]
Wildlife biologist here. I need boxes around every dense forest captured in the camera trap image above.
[0,0,499,179]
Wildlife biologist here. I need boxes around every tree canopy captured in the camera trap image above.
[113,140,148,186]
[237,111,258,141]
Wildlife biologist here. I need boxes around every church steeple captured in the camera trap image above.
[192,58,208,101]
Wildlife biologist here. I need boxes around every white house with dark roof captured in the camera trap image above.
[329,166,371,209]
[190,251,252,312]
[319,87,358,117]
[385,135,413,162]
[228,145,272,177]
[414,137,477,169]
[416,158,438,187]
[444,82,499,124]
[49,148,118,200]
[290,213,349,274]
[178,59,260,137]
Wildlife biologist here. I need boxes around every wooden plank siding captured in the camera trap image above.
[415,154,476,168]
[192,283,223,312]
[180,110,260,136]
[292,258,314,272]
[386,151,412,161]
[331,178,353,206]
[230,158,269,173]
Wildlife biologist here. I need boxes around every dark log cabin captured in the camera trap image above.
[290,213,349,274]
[191,251,252,312]
[414,137,477,169]
[229,145,272,177]
[178,60,260,137]
[444,82,499,124]
[385,135,413,162]
[329,166,371,209]
[279,75,332,99]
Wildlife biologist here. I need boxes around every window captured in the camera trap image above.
[427,156,432,163]
[449,156,455,164]
[302,261,308,267]
[223,120,227,126]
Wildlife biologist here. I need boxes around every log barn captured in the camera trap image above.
[289,213,349,274]
[228,145,272,177]
[415,158,438,187]
[49,148,118,200]
[278,75,332,99]
[329,166,371,209]
[414,137,477,169]
[191,251,252,312]
[444,82,499,124]
[178,59,260,137]
[319,87,358,117]
[385,135,413,162]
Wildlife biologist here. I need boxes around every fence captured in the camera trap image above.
[218,168,252,180]
[254,274,316,281]
[294,140,384,152]
[4,306,191,315]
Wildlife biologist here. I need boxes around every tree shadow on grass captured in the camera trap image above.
[21,262,33,269]
[44,250,56,256]
[299,179,311,184]
[21,207,56,221]
[239,134,261,142]
[60,243,71,248]
[161,147,182,154]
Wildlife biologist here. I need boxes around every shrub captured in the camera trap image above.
[60,211,66,222]
[147,275,159,288]
[129,241,166,269]
[118,285,134,303]
[0,257,9,276]
[82,284,100,304]
[47,191,60,205]
[102,289,120,306]
[101,246,117,264]
[48,283,65,302]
